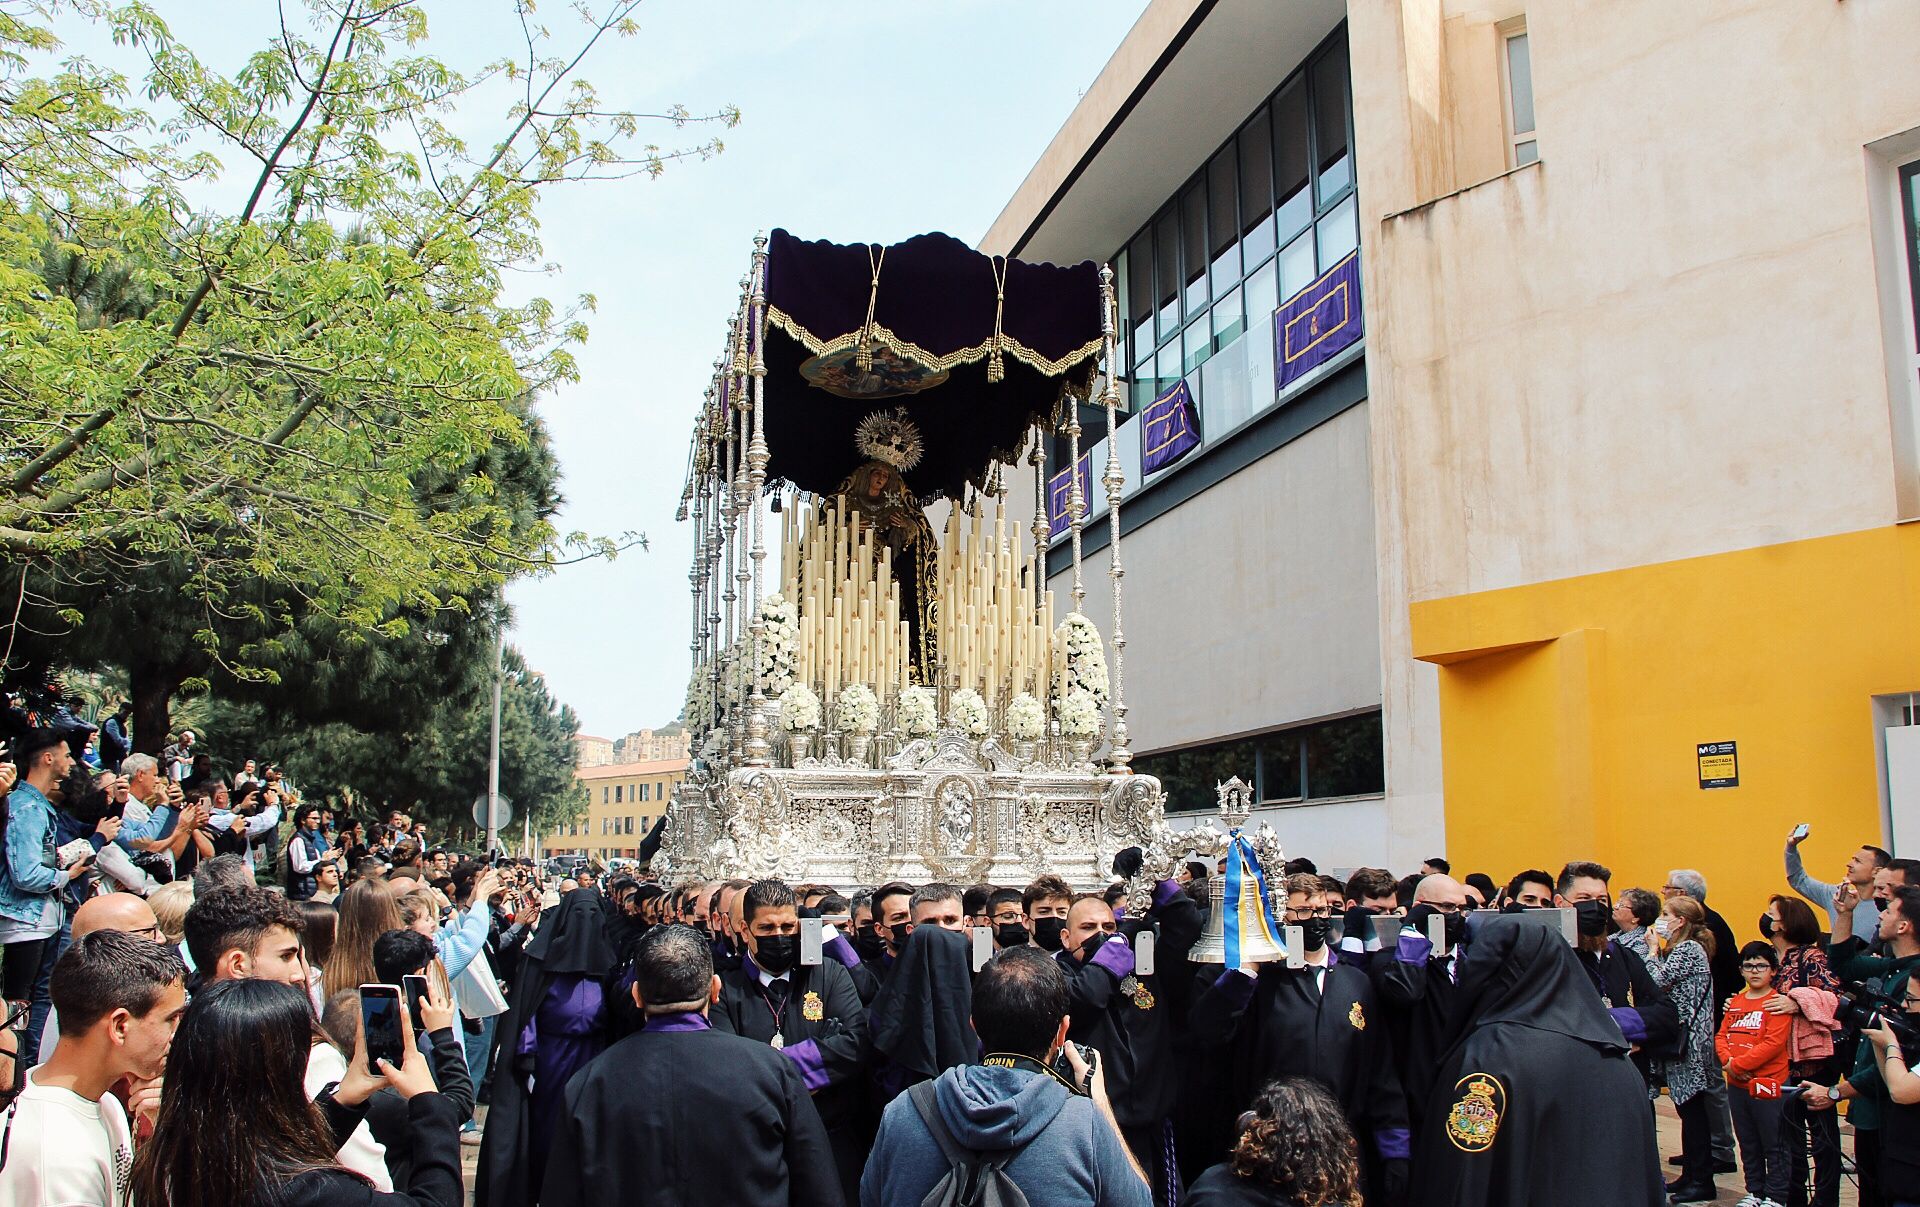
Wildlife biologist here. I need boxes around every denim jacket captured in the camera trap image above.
[1,784,73,925]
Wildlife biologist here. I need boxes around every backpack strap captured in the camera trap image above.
[906,1078,1023,1173]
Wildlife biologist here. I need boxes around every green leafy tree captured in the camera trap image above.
[1,0,731,649]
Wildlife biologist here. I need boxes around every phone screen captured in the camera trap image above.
[402,974,430,1035]
[360,985,404,1072]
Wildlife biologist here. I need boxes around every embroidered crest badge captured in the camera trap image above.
[801,991,824,1022]
[1120,976,1156,1011]
[1348,1000,1366,1031]
[1445,1073,1506,1153]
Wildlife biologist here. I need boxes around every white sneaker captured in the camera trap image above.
[1731,1197,1761,1207]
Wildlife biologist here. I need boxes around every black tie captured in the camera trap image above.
[769,978,789,996]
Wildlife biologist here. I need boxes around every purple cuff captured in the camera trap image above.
[1211,967,1258,1004]
[1090,935,1136,980]
[1395,931,1434,965]
[1152,879,1183,911]
[823,934,861,970]
[517,1014,537,1056]
[1375,1127,1412,1160]
[783,1038,831,1092]
[644,1010,712,1033]
[1608,1006,1648,1043]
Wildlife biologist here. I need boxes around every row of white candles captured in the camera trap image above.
[775,491,1056,705]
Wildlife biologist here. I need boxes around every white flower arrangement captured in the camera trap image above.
[835,682,880,734]
[1005,692,1045,741]
[778,684,821,733]
[1058,688,1102,738]
[755,594,798,697]
[898,685,938,737]
[683,668,713,734]
[1051,613,1111,707]
[949,688,990,737]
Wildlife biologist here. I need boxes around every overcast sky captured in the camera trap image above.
[64,1,1146,739]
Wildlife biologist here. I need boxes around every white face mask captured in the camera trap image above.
[1652,919,1672,938]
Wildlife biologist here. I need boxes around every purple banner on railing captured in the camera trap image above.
[1047,453,1091,538]
[1274,250,1362,390]
[1140,379,1200,475]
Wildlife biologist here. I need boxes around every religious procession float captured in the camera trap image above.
[658,229,1285,942]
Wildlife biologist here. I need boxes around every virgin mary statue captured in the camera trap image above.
[832,408,937,680]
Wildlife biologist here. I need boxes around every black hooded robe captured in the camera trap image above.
[476,888,618,1207]
[864,924,976,1105]
[1409,917,1664,1207]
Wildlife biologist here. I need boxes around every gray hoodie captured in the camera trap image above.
[860,1062,1151,1207]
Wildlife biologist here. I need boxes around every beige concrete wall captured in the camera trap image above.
[1046,403,1382,759]
[1347,0,1920,840]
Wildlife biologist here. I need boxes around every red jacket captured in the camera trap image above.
[1715,991,1792,1093]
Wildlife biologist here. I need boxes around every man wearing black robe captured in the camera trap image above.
[710,879,869,1202]
[1374,874,1473,1136]
[1057,882,1201,1207]
[541,922,844,1207]
[1556,861,1680,1067]
[1188,873,1410,1205]
[1408,916,1664,1207]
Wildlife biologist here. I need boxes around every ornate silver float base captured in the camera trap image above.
[659,731,1167,888]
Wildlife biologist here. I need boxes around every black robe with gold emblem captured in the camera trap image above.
[1408,917,1663,1207]
[1187,955,1409,1180]
[710,952,869,1200]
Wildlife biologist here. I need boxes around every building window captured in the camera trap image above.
[1132,710,1384,813]
[1501,20,1537,167]
[1903,161,1920,353]
[614,785,622,803]
[600,786,608,804]
[1055,24,1359,515]
[640,783,650,802]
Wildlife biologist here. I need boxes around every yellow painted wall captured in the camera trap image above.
[1412,525,1920,930]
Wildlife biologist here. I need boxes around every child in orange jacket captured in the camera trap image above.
[1716,941,1795,1207]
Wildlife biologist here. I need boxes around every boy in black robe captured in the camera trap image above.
[710,879,869,1202]
[540,923,844,1207]
[1408,916,1664,1207]
[1188,873,1410,1205]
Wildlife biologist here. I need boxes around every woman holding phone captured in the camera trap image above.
[131,977,461,1206]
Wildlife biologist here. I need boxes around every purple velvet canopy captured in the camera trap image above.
[759,229,1105,502]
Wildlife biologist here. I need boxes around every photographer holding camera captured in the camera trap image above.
[1804,883,1920,1207]
[1859,959,1920,1207]
[861,945,1149,1207]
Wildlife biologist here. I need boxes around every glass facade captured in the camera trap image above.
[1055,25,1359,515]
[1131,711,1385,814]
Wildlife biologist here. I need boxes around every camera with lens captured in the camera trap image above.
[1836,980,1919,1050]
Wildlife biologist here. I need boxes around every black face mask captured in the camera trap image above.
[1758,913,1775,939]
[1443,911,1469,950]
[754,933,798,976]
[1033,917,1067,952]
[851,928,885,961]
[1298,917,1330,951]
[1574,899,1611,938]
[995,922,1030,948]
[888,921,913,951]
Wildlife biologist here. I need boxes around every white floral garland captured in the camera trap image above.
[1059,688,1101,738]
[755,594,798,697]
[1005,692,1045,741]
[778,684,821,733]
[683,666,713,735]
[1051,613,1110,707]
[836,682,879,734]
[949,688,990,737]
[898,685,938,737]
